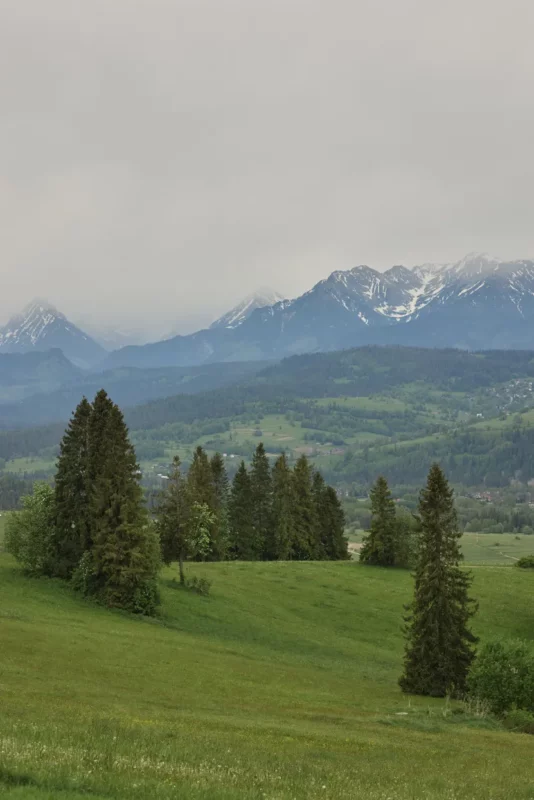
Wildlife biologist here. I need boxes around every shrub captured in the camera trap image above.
[516,555,534,569]
[186,576,212,596]
[4,484,56,576]
[468,640,534,716]
[503,708,534,735]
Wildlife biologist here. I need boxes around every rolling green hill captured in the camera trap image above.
[0,547,533,799]
[5,346,534,497]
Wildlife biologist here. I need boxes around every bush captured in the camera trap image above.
[186,576,212,596]
[4,483,56,576]
[468,640,534,716]
[503,708,534,735]
[516,555,534,569]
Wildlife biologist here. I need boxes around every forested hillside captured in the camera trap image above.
[4,346,534,499]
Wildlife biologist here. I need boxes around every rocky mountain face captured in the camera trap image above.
[210,288,285,329]
[0,300,105,368]
[99,253,534,369]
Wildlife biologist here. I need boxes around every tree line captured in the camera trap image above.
[5,392,348,615]
[156,442,348,582]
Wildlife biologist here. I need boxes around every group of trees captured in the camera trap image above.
[6,394,348,613]
[156,444,349,577]
[6,392,160,615]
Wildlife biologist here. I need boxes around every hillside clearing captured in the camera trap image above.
[0,552,533,799]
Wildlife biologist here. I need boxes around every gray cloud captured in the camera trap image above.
[1,0,534,335]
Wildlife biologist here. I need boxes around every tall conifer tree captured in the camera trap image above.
[400,464,478,697]
[269,453,293,560]
[290,455,317,560]
[210,452,230,560]
[228,461,256,560]
[52,396,92,578]
[360,476,397,566]
[250,443,272,559]
[186,446,218,559]
[312,471,349,560]
[156,456,188,583]
[88,400,160,614]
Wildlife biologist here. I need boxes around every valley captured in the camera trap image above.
[4,346,534,533]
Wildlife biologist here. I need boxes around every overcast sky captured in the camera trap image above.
[1,0,534,335]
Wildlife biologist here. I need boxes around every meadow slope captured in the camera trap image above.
[0,550,533,799]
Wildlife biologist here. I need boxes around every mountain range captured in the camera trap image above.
[103,253,534,368]
[5,253,534,372]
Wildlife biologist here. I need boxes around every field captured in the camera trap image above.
[0,548,533,799]
[347,530,534,565]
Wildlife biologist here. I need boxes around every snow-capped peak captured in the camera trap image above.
[210,288,286,329]
[449,251,501,278]
[0,299,66,348]
[0,298,105,368]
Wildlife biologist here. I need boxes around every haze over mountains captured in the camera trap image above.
[4,253,534,374]
[102,252,534,368]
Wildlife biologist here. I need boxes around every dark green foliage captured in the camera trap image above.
[516,555,534,569]
[4,483,56,575]
[187,446,216,509]
[360,476,397,566]
[228,462,256,560]
[393,508,419,569]
[400,464,478,697]
[312,472,349,560]
[210,452,230,560]
[503,708,534,734]
[186,446,219,560]
[0,474,36,510]
[155,456,187,581]
[468,640,534,716]
[52,397,92,578]
[250,443,272,559]
[87,400,159,613]
[290,456,317,560]
[269,453,294,560]
[185,575,212,596]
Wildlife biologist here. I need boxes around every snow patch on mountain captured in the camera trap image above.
[0,299,104,368]
[211,288,286,329]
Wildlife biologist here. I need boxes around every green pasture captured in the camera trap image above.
[0,551,533,799]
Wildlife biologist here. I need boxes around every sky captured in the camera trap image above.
[1,0,534,337]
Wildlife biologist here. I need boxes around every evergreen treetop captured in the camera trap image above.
[400,463,478,697]
[360,475,397,566]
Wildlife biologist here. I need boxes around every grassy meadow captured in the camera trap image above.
[0,542,533,799]
[347,529,534,565]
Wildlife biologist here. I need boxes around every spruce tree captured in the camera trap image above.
[186,446,218,559]
[360,475,397,566]
[88,399,160,614]
[52,396,92,578]
[210,452,230,560]
[228,461,256,560]
[155,456,188,583]
[312,471,349,560]
[290,455,317,560]
[269,453,293,560]
[187,446,216,508]
[250,443,272,559]
[399,463,478,697]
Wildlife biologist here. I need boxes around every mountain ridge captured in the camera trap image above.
[102,252,534,368]
[0,300,105,369]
